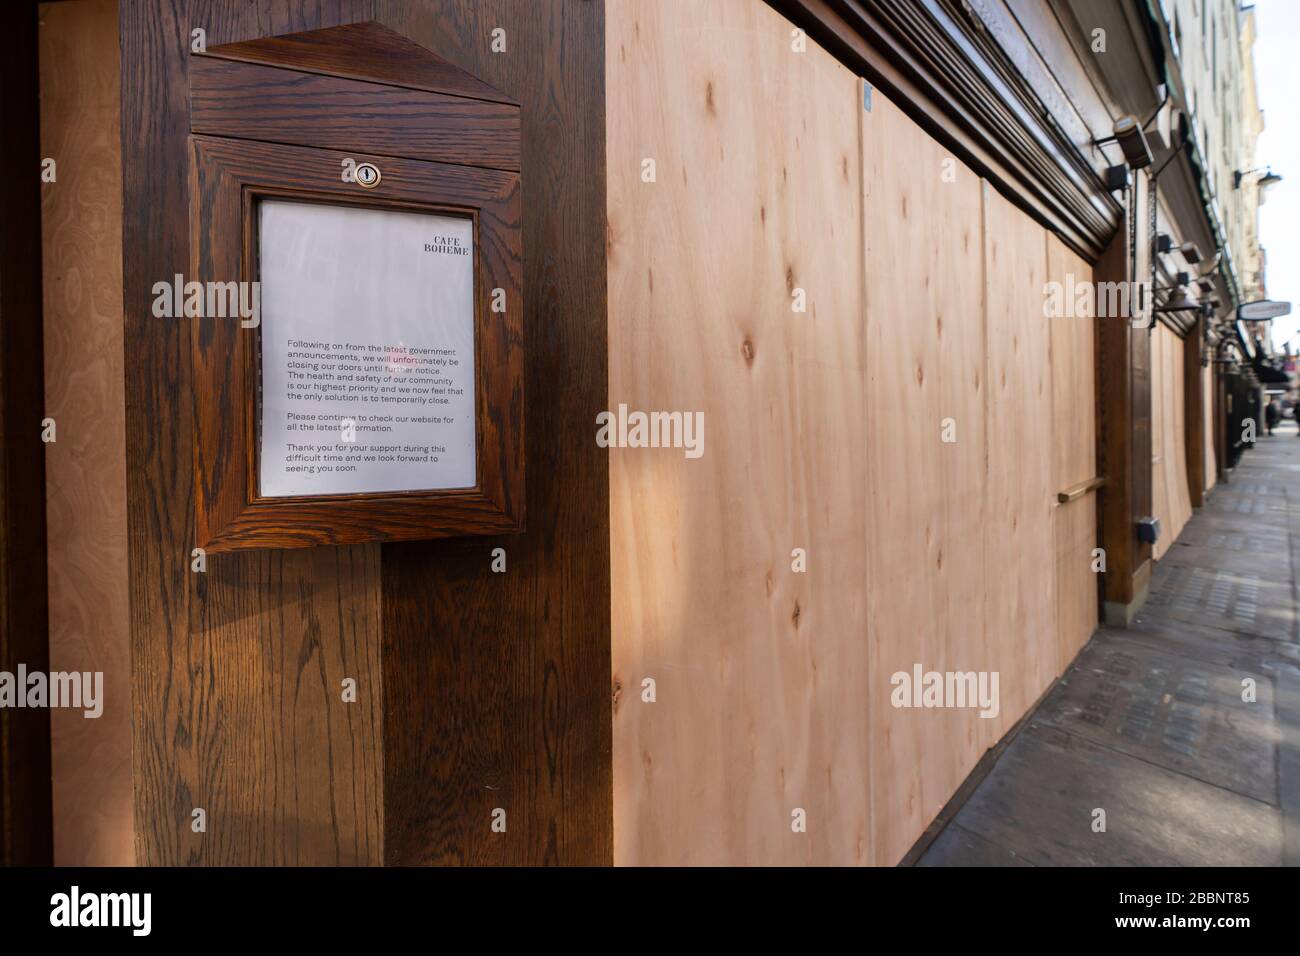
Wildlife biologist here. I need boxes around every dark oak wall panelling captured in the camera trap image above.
[1184,315,1206,507]
[124,0,383,867]
[122,0,610,865]
[376,0,612,867]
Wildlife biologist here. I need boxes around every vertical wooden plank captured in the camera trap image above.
[0,0,52,867]
[1054,494,1098,664]
[1151,326,1171,559]
[1185,317,1206,506]
[606,0,867,866]
[1047,237,1097,491]
[1167,330,1193,535]
[1094,192,1152,622]
[862,90,987,866]
[379,0,612,865]
[39,0,131,866]
[1094,232,1134,603]
[1203,363,1217,491]
[121,0,189,866]
[1129,181,1154,579]
[125,0,383,866]
[1046,234,1098,670]
[1151,324,1192,558]
[981,185,1056,745]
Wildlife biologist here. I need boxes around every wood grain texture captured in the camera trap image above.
[1150,325,1169,557]
[190,56,521,172]
[862,88,988,868]
[1203,363,1217,491]
[188,136,523,551]
[1184,317,1205,506]
[1129,178,1153,573]
[0,0,52,867]
[1047,237,1097,494]
[607,0,868,866]
[1170,329,1190,538]
[202,19,518,105]
[1093,231,1135,604]
[981,186,1057,747]
[1151,324,1192,560]
[1046,235,1098,669]
[38,0,131,867]
[187,544,383,864]
[378,0,612,866]
[125,0,385,866]
[1094,217,1151,615]
[1054,492,1098,666]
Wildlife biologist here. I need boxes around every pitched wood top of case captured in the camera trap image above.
[197,20,519,108]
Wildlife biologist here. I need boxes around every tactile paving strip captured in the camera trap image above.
[1034,635,1278,804]
[1207,493,1287,516]
[1145,563,1296,641]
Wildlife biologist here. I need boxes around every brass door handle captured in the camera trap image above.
[1057,476,1106,503]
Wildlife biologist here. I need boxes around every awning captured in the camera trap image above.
[1252,361,1291,385]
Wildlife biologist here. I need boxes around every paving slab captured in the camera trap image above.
[1144,561,1296,642]
[942,723,1282,866]
[915,824,1034,867]
[1169,515,1290,552]
[1160,537,1292,582]
[1121,614,1300,673]
[1033,631,1279,803]
[913,420,1300,868]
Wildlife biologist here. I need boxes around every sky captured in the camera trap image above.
[1250,0,1300,349]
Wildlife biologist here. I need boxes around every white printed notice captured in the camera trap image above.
[258,200,476,497]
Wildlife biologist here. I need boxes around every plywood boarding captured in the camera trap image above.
[38,0,131,866]
[1166,330,1193,539]
[1204,363,1217,491]
[1046,236,1098,670]
[981,187,1057,748]
[608,0,869,865]
[1046,238,1097,491]
[1150,326,1170,557]
[862,90,989,867]
[1152,325,1192,559]
[1054,493,1098,664]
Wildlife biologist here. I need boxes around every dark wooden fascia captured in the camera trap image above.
[769,0,1124,262]
[197,20,518,107]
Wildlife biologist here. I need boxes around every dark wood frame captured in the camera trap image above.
[191,136,523,551]
[122,9,610,867]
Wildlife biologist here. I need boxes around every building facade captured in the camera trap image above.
[0,0,1277,867]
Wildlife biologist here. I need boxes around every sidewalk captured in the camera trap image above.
[913,425,1300,866]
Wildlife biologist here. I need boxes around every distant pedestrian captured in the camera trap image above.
[1266,399,1280,436]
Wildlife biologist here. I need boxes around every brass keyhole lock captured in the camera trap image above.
[354,162,381,188]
